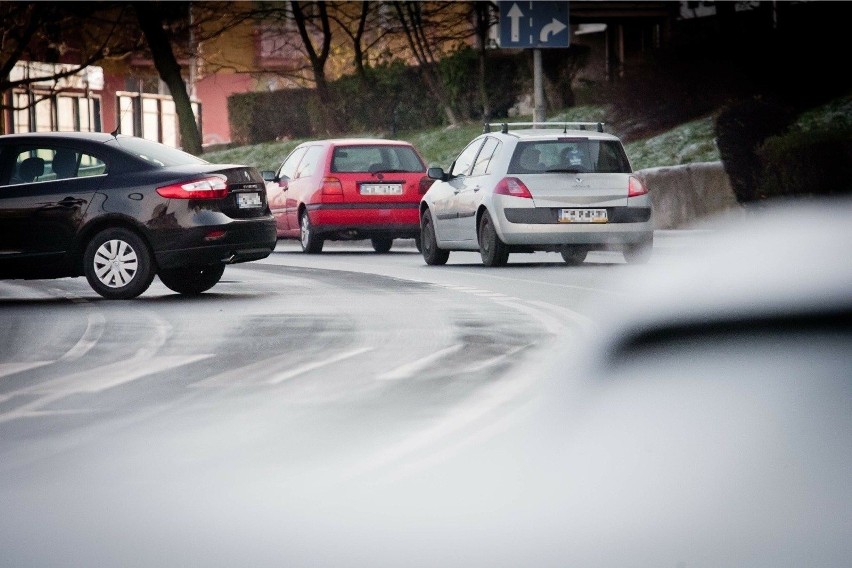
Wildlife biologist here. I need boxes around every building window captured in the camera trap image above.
[115,91,200,148]
[7,91,101,134]
[12,93,29,133]
[34,96,52,132]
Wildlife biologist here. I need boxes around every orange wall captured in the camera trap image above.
[196,73,254,146]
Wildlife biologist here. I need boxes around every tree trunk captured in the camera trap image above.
[392,1,458,127]
[291,1,340,133]
[352,1,369,80]
[133,2,203,155]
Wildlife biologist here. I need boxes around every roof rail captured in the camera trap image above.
[483,121,605,134]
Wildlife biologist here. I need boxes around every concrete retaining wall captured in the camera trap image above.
[636,161,743,229]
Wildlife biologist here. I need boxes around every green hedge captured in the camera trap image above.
[227,50,531,145]
[228,88,317,146]
[757,127,852,199]
[714,97,794,203]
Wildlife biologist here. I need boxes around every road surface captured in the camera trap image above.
[0,233,693,565]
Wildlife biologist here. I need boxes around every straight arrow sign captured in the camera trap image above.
[499,1,570,48]
[508,3,523,43]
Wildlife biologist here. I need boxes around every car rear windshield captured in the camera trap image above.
[109,136,209,167]
[331,145,425,174]
[508,139,631,174]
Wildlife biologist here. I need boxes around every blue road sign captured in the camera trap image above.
[499,1,570,48]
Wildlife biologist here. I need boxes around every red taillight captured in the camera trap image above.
[418,175,433,195]
[156,175,229,199]
[628,176,648,198]
[494,177,533,199]
[320,177,343,203]
[204,230,227,241]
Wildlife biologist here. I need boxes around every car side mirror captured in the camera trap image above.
[427,166,446,181]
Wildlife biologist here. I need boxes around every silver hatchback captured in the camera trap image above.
[420,122,653,266]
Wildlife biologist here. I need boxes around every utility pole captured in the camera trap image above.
[533,48,545,123]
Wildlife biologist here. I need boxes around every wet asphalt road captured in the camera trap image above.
[0,234,690,565]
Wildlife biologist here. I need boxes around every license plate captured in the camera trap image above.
[559,208,608,223]
[360,183,403,196]
[237,192,262,208]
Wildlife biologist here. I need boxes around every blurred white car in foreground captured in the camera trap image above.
[309,200,851,568]
[2,200,849,567]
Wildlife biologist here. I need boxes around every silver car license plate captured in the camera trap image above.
[559,208,608,223]
[237,192,262,208]
[360,183,403,196]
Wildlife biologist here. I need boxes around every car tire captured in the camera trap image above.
[158,264,226,295]
[421,210,449,266]
[623,237,653,265]
[300,209,324,253]
[478,211,509,267]
[561,247,588,265]
[414,235,422,253]
[371,237,393,253]
[83,227,155,300]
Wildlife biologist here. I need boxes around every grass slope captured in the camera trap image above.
[204,96,849,172]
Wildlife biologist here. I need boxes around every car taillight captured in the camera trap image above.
[628,175,648,198]
[320,177,343,203]
[156,175,229,199]
[494,177,533,199]
[419,175,433,195]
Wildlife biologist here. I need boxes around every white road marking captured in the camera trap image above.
[444,269,628,297]
[58,312,106,362]
[0,314,197,422]
[523,299,597,333]
[0,362,52,379]
[460,343,534,373]
[377,344,464,381]
[0,354,213,424]
[192,352,297,388]
[0,312,105,383]
[35,354,214,395]
[470,291,508,298]
[344,360,541,481]
[267,347,374,385]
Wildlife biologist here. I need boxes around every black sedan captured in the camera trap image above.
[0,132,276,299]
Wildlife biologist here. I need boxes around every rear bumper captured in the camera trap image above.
[496,206,653,247]
[307,203,420,237]
[503,206,651,224]
[152,216,277,268]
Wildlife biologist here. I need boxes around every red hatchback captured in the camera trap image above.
[263,139,431,253]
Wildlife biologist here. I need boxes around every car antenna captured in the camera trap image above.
[109,127,119,138]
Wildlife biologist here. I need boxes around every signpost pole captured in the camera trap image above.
[499,1,569,125]
[533,48,545,123]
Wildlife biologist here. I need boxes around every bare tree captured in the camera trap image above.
[328,1,398,81]
[132,2,203,155]
[329,1,371,79]
[0,2,133,135]
[290,1,340,132]
[391,1,473,126]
